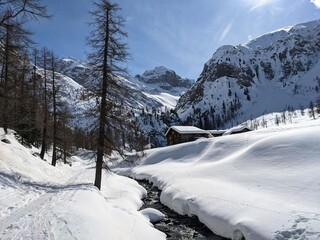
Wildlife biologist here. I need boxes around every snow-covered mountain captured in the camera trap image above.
[176,19,320,129]
[58,60,193,110]
[134,66,194,95]
[58,57,91,87]
[54,19,320,146]
[51,61,193,147]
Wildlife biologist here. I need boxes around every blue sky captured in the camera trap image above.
[29,0,320,79]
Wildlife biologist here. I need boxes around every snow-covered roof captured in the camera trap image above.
[208,130,226,135]
[166,126,209,136]
[223,125,252,135]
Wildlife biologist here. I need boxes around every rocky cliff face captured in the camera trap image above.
[176,19,320,129]
[135,66,194,95]
[57,58,91,87]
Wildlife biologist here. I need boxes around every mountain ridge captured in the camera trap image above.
[49,61,192,147]
[175,19,320,129]
[52,19,320,146]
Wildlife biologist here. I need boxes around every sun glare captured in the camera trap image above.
[311,0,320,8]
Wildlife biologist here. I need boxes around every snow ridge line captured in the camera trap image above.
[164,184,320,219]
[152,172,319,219]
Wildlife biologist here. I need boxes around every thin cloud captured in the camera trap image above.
[310,0,320,8]
[219,21,234,42]
[250,0,268,11]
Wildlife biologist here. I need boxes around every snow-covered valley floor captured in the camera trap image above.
[113,117,320,240]
[0,129,165,240]
[1,116,320,240]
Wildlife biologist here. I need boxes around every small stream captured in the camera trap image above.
[138,180,228,240]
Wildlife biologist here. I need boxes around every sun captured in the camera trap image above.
[311,0,320,8]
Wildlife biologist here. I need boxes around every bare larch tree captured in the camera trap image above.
[0,0,49,27]
[87,0,128,190]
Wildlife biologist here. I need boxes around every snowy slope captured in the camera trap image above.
[58,59,192,111]
[36,67,96,129]
[176,19,320,129]
[55,60,194,146]
[128,68,188,110]
[113,117,320,240]
[58,57,91,87]
[0,129,165,240]
[36,60,179,146]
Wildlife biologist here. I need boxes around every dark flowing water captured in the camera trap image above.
[138,180,228,240]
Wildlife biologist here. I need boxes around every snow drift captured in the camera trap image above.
[114,118,320,239]
[0,129,165,240]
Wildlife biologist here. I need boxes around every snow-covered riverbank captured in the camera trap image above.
[113,118,320,240]
[138,179,226,239]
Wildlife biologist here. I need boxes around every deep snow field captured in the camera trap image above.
[0,129,165,240]
[0,112,320,240]
[113,116,320,240]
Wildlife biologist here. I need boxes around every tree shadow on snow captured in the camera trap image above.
[0,171,95,193]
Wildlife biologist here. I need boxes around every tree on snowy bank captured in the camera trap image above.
[87,0,129,190]
[0,1,95,165]
[0,0,49,139]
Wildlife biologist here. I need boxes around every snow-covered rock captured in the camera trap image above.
[140,208,165,223]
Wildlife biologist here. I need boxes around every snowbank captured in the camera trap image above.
[0,129,165,240]
[114,118,320,239]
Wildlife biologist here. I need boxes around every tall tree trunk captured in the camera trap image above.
[89,1,128,190]
[94,9,110,190]
[51,53,57,167]
[2,23,10,134]
[31,50,38,146]
[63,146,67,164]
[40,49,47,159]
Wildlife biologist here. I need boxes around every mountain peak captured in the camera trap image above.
[176,18,320,129]
[141,66,175,79]
[135,66,194,90]
[246,19,320,50]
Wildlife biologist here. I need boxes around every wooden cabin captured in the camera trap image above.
[166,126,212,146]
